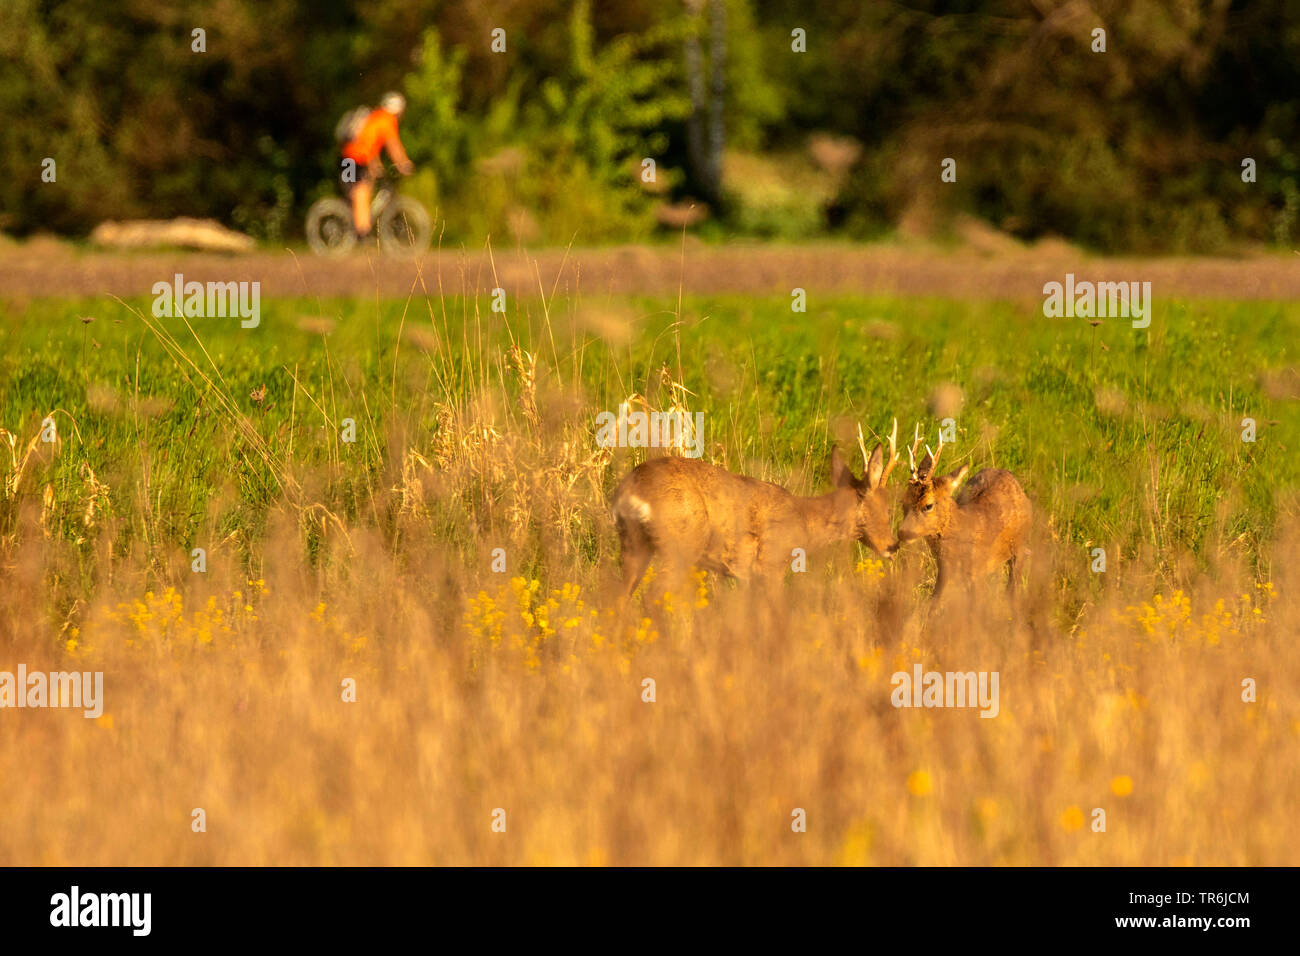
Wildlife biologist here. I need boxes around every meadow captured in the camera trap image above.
[0,284,1297,864]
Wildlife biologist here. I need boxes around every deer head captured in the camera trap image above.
[898,424,970,542]
[829,418,903,557]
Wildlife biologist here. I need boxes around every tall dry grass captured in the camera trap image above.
[1,391,1296,865]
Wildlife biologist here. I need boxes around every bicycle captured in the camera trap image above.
[305,174,432,256]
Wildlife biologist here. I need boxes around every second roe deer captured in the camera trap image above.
[896,426,1031,600]
[612,420,904,601]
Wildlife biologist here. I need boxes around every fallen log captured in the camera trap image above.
[89,217,255,253]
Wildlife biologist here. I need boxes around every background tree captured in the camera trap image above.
[0,0,1294,252]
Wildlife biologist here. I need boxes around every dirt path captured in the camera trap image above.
[3,239,1299,302]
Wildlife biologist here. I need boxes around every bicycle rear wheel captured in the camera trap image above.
[305,198,356,256]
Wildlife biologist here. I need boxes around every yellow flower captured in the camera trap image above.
[1059,806,1085,831]
[856,647,884,677]
[1110,775,1134,797]
[906,770,933,797]
[855,557,886,580]
[834,820,873,866]
[693,567,710,608]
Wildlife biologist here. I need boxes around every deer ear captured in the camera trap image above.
[938,464,970,494]
[830,447,854,488]
[865,443,885,489]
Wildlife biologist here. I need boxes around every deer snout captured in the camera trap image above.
[863,534,899,559]
[896,525,921,544]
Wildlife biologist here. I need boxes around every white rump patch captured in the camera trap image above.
[618,494,653,523]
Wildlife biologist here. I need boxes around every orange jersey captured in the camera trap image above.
[343,109,399,165]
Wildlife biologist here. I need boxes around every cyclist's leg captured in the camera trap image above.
[352,178,373,236]
[357,162,385,236]
[341,150,364,234]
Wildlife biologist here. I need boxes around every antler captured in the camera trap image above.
[880,417,902,484]
[858,418,902,485]
[907,422,926,477]
[922,432,945,478]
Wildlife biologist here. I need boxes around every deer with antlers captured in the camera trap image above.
[611,420,904,601]
[897,425,1031,600]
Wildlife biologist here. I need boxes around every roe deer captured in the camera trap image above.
[612,420,904,601]
[896,426,1031,600]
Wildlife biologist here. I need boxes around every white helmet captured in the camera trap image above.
[380,91,406,115]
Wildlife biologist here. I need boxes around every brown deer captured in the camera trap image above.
[896,425,1031,600]
[611,420,904,601]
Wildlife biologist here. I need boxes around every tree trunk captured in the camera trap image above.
[683,0,708,199]
[683,0,725,203]
[707,0,726,199]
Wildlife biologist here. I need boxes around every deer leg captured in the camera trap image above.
[932,563,946,602]
[921,563,946,632]
[656,558,695,609]
[616,518,654,609]
[747,558,787,628]
[925,540,946,603]
[620,548,652,602]
[999,555,1019,631]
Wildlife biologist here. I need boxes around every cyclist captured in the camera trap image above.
[341,92,414,238]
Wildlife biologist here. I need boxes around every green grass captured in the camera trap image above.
[1,294,1296,600]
